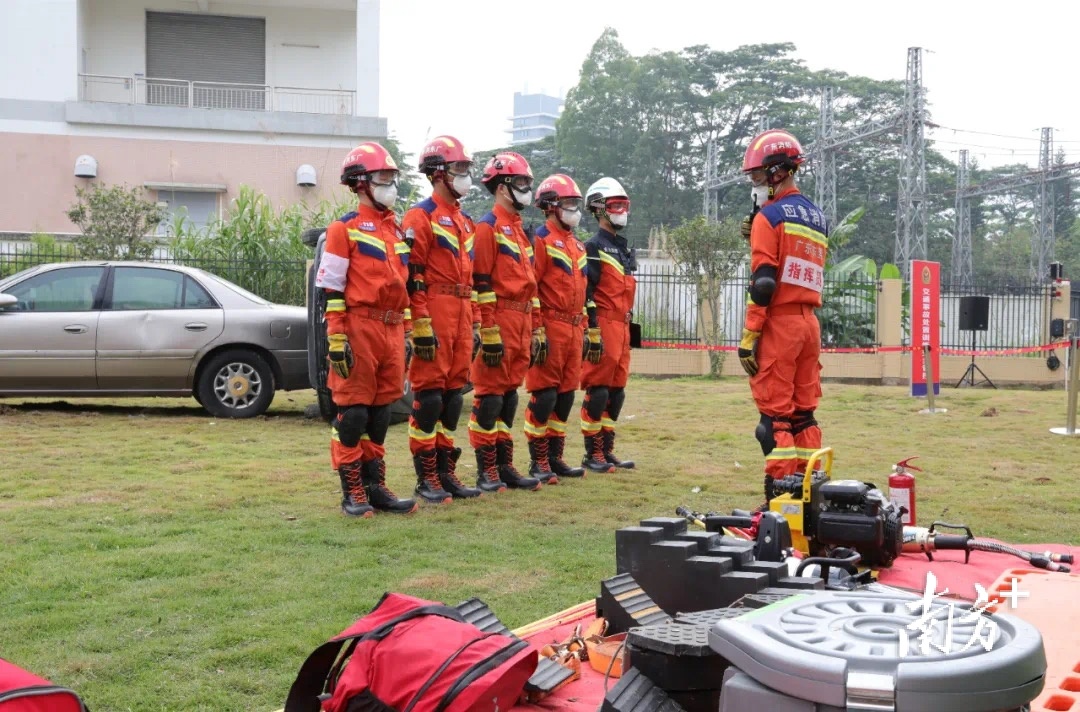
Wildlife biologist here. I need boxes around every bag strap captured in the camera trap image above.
[402,634,499,712]
[284,604,465,712]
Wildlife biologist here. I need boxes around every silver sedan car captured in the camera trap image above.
[0,261,309,418]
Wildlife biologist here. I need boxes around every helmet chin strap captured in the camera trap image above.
[504,181,527,211]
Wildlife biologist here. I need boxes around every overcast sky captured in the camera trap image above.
[379,1,1079,174]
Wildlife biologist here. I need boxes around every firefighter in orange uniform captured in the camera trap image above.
[736,129,828,507]
[580,178,636,473]
[468,152,545,492]
[402,136,483,504]
[524,174,588,482]
[315,142,417,517]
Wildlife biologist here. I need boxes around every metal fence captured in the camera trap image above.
[632,265,879,349]
[938,279,1051,351]
[78,73,356,115]
[0,244,308,307]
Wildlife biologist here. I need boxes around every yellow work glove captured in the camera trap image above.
[584,327,604,364]
[327,333,353,379]
[410,317,438,362]
[738,328,761,377]
[530,326,548,367]
[740,214,754,241]
[479,325,504,367]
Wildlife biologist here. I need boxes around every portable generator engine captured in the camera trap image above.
[767,448,906,568]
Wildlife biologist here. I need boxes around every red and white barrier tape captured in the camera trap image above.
[640,340,1071,357]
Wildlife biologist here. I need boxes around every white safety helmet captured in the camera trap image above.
[585,177,629,214]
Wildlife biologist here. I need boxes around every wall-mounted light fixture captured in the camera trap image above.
[74,154,98,178]
[296,164,317,187]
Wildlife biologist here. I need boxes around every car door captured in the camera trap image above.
[0,265,105,391]
[95,266,224,391]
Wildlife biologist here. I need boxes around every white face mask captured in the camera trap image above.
[451,174,472,198]
[609,212,628,228]
[560,207,582,228]
[751,185,771,209]
[512,186,532,207]
[371,183,398,209]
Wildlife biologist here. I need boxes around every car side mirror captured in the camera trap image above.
[0,293,16,309]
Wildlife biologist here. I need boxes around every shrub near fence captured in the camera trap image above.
[0,243,308,306]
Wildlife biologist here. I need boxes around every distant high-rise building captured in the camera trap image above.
[507,91,562,146]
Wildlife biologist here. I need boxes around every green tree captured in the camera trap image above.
[66,183,165,260]
[661,215,745,376]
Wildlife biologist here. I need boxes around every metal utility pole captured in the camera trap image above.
[895,47,929,281]
[703,138,717,221]
[1033,127,1055,280]
[815,87,838,227]
[952,150,973,289]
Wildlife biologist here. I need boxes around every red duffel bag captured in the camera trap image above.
[285,592,537,712]
[0,657,88,711]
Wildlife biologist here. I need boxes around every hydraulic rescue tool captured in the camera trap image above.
[903,521,1073,572]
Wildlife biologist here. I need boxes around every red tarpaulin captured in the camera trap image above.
[510,542,1080,711]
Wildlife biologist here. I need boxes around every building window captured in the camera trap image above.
[145,11,267,110]
[157,190,219,233]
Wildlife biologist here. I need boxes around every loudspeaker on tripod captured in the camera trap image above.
[958,296,989,332]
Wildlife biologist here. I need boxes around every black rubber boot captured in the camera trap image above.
[475,444,507,493]
[437,447,482,499]
[548,435,585,478]
[755,475,776,513]
[496,439,541,490]
[582,434,615,473]
[361,459,418,514]
[413,449,452,504]
[602,430,635,469]
[527,438,558,485]
[338,462,374,518]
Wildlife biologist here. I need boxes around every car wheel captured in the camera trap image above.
[197,349,276,418]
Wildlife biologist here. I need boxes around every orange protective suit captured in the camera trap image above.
[580,228,637,439]
[745,185,828,479]
[468,203,540,448]
[401,193,480,455]
[316,204,410,469]
[524,217,588,442]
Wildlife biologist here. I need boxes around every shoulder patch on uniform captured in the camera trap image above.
[336,211,358,224]
[535,224,550,238]
[478,211,497,226]
[575,240,584,250]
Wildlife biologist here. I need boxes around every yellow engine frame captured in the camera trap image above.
[768,447,833,555]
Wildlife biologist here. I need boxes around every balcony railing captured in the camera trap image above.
[78,74,356,115]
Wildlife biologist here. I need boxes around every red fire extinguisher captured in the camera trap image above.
[889,457,921,526]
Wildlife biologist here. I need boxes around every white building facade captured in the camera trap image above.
[0,0,384,235]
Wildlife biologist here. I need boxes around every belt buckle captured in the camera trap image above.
[624,312,632,323]
[380,309,395,324]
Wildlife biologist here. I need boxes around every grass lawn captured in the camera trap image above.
[1,377,1078,711]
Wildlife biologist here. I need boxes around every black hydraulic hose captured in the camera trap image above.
[968,540,1072,573]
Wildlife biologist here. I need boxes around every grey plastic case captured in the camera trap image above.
[709,591,1045,711]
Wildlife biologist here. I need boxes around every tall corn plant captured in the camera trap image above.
[170,186,353,305]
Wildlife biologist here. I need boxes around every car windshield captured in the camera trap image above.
[195,269,272,305]
[0,265,43,292]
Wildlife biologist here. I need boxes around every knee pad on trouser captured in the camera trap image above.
[473,394,503,432]
[500,390,519,430]
[336,405,369,448]
[553,391,575,423]
[584,386,609,422]
[412,388,443,434]
[754,412,775,456]
[528,387,558,426]
[791,409,818,436]
[606,387,625,421]
[367,404,391,445]
[440,388,464,431]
